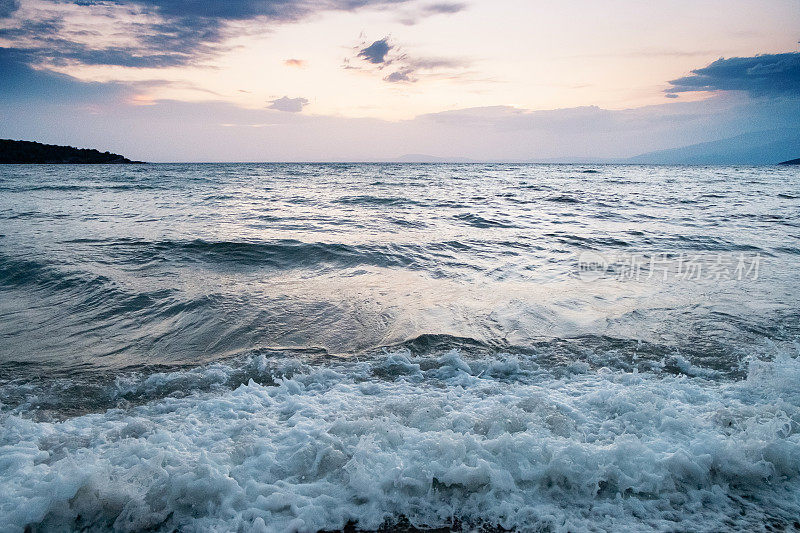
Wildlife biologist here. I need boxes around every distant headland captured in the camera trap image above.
[779,158,800,165]
[0,139,143,164]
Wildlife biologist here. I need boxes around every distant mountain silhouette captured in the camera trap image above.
[626,128,800,165]
[779,158,800,165]
[0,139,142,164]
[392,154,475,163]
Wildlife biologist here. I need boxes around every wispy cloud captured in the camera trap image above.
[349,35,468,83]
[284,58,306,67]
[423,2,467,15]
[398,2,467,25]
[383,57,469,83]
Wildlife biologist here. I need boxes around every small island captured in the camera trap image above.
[0,139,143,164]
[779,158,800,165]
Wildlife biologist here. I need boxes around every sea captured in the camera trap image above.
[1,163,799,532]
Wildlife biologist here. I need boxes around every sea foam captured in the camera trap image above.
[2,349,800,532]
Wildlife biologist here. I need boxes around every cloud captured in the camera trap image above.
[422,3,467,15]
[0,46,218,108]
[407,57,467,70]
[358,38,392,64]
[398,2,467,25]
[351,36,468,83]
[0,0,415,68]
[267,96,309,112]
[0,0,18,18]
[383,57,468,83]
[1,0,467,72]
[667,52,800,97]
[5,91,799,163]
[384,68,413,82]
[0,12,221,68]
[0,47,125,101]
[284,58,306,67]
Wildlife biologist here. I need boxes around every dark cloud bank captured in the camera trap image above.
[1,0,416,67]
[0,0,19,18]
[0,47,125,101]
[668,52,800,96]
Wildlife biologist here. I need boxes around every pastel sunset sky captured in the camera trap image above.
[1,0,798,161]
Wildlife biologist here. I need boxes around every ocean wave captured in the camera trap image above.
[2,349,800,532]
[336,195,423,207]
[543,233,630,249]
[545,195,582,204]
[2,239,524,283]
[0,255,113,293]
[0,334,698,417]
[0,183,163,192]
[453,213,516,228]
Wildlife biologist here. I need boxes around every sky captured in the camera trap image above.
[0,0,798,161]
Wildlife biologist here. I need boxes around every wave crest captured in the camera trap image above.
[2,350,800,532]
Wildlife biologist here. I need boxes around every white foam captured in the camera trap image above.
[2,350,800,532]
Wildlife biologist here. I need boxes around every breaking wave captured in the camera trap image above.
[3,348,800,532]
